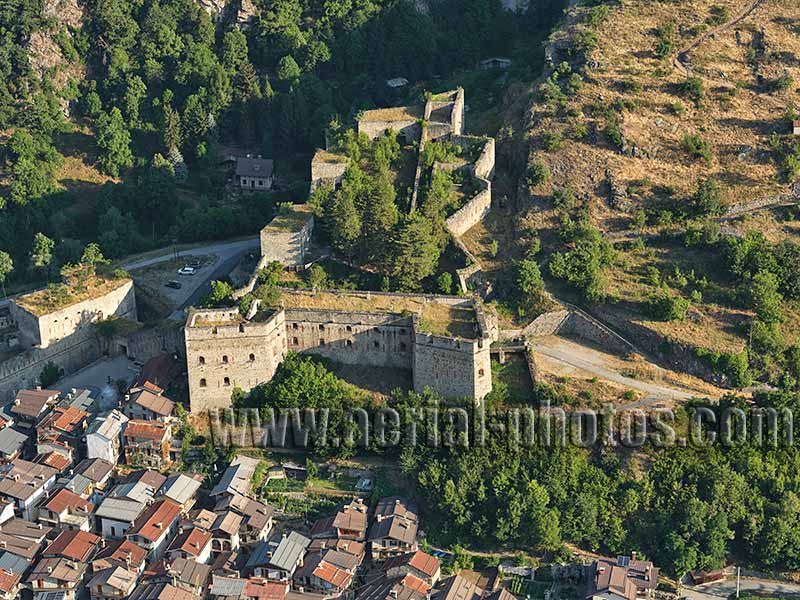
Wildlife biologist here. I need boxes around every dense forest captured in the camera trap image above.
[233,351,800,578]
[0,0,565,295]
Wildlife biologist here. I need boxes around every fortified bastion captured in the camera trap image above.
[185,289,497,413]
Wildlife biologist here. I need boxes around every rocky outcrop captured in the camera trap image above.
[196,0,258,27]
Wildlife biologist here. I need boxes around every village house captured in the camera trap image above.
[213,492,275,544]
[157,473,202,512]
[210,454,261,498]
[26,556,87,600]
[161,556,213,596]
[183,507,217,531]
[211,510,243,555]
[0,564,22,600]
[244,541,273,578]
[38,488,94,531]
[36,405,89,459]
[0,502,14,526]
[235,155,275,191]
[0,516,51,543]
[122,420,172,468]
[86,410,129,463]
[354,572,430,600]
[95,496,146,539]
[293,550,357,598]
[585,555,659,600]
[126,468,168,490]
[128,581,197,600]
[43,529,102,563]
[384,551,441,587]
[91,539,149,574]
[0,530,43,561]
[433,574,484,600]
[166,527,213,564]
[0,428,27,462]
[38,450,72,472]
[11,389,60,429]
[210,575,289,600]
[267,531,311,581]
[88,565,139,600]
[74,457,115,491]
[122,386,176,422]
[309,538,365,563]
[125,498,182,561]
[0,458,57,519]
[369,498,419,561]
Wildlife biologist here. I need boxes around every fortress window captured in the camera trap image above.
[223,377,231,386]
[249,353,256,362]
[239,324,245,333]
[400,328,407,335]
[346,340,353,347]
[222,355,229,364]
[400,342,407,351]
[373,341,380,349]
[478,369,485,378]
[292,337,298,345]
[319,324,325,331]
[199,379,207,387]
[346,325,352,332]
[292,323,299,330]
[212,327,218,334]
[199,356,205,365]
[320,339,326,346]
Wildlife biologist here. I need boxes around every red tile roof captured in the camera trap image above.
[245,579,288,600]
[169,527,211,557]
[93,539,148,572]
[44,530,101,562]
[50,406,88,433]
[39,452,71,471]
[124,420,170,442]
[314,560,353,589]
[44,488,93,514]
[0,567,20,593]
[127,499,181,542]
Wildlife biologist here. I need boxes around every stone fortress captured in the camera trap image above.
[186,88,501,413]
[0,276,137,401]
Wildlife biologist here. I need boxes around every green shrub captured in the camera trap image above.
[542,131,564,152]
[646,289,690,321]
[678,77,706,105]
[527,160,550,188]
[681,133,713,162]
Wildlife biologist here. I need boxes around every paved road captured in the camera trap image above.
[531,337,698,403]
[54,355,138,410]
[683,577,800,599]
[121,237,259,271]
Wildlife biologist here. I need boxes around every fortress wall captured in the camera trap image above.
[412,332,492,400]
[284,308,414,370]
[446,183,492,238]
[310,160,347,193]
[260,216,314,267]
[522,310,571,337]
[0,336,101,402]
[123,324,185,363]
[358,120,419,142]
[185,309,287,413]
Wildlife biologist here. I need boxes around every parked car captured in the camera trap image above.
[165,280,182,289]
[187,259,202,268]
[177,267,196,276]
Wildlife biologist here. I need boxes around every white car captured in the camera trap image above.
[178,266,196,276]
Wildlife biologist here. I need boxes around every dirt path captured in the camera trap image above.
[672,0,765,77]
[531,336,721,404]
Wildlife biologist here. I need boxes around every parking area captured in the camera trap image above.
[130,255,218,310]
[682,577,800,599]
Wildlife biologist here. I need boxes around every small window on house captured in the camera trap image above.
[239,324,245,333]
[346,340,353,347]
[223,377,231,386]
[249,353,255,362]
[292,323,299,330]
[199,356,205,365]
[199,379,207,387]
[212,327,218,334]
[222,355,229,364]
[478,368,485,378]
[292,337,299,345]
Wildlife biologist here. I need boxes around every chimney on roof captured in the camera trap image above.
[47,566,53,574]
[155,522,163,529]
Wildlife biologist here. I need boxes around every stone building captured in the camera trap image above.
[185,290,496,413]
[260,205,315,268]
[184,305,287,413]
[8,277,135,350]
[235,156,274,191]
[309,150,348,193]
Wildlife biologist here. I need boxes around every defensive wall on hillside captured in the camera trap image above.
[184,289,497,412]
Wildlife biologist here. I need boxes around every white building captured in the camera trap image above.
[86,410,129,464]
